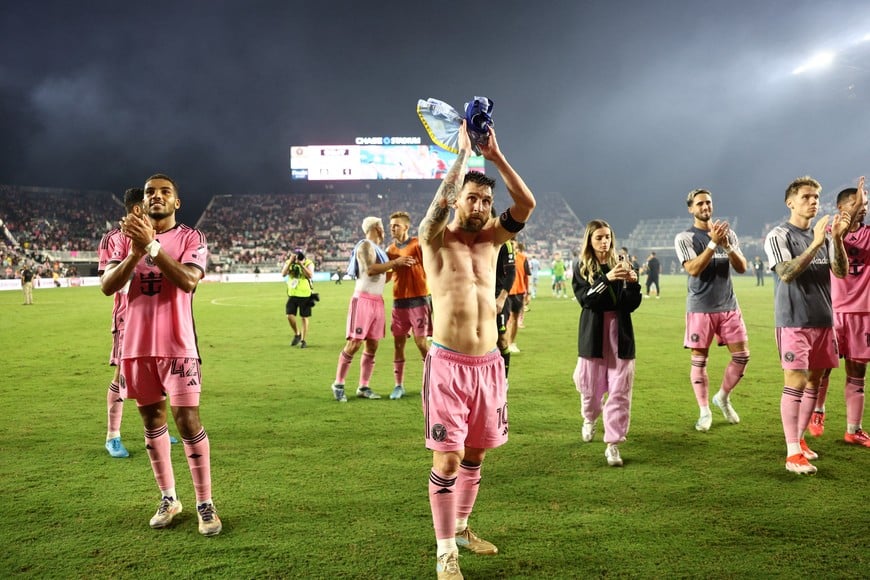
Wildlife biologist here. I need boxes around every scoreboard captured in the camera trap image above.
[290,137,485,181]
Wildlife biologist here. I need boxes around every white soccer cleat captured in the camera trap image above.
[695,413,713,432]
[712,392,740,424]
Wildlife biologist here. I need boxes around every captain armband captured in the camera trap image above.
[499,208,525,233]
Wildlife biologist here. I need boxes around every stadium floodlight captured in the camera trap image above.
[792,51,836,75]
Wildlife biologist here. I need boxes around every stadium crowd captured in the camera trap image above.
[3,181,836,280]
[1,185,584,276]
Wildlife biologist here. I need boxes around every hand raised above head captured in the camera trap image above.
[457,119,472,153]
[476,125,501,161]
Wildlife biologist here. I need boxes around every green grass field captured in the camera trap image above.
[1,274,867,579]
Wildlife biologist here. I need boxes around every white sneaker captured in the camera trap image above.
[695,413,713,432]
[712,392,740,424]
[149,496,182,529]
[356,386,382,399]
[581,420,595,442]
[436,551,462,579]
[508,343,520,353]
[605,444,623,467]
[196,502,222,536]
[331,383,347,403]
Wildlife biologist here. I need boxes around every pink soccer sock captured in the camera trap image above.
[335,351,353,384]
[359,351,375,387]
[107,382,124,434]
[144,424,175,493]
[455,462,482,522]
[798,388,818,434]
[780,387,803,445]
[690,355,709,406]
[845,376,865,428]
[183,428,212,503]
[393,359,406,386]
[720,350,749,395]
[429,469,457,540]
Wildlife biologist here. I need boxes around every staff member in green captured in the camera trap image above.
[282,248,315,348]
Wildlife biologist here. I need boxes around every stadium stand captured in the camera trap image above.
[3,179,851,281]
[0,184,123,277]
[196,190,584,273]
[0,184,583,276]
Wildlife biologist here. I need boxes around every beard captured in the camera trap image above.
[458,214,486,233]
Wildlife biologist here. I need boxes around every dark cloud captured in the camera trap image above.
[2,0,869,233]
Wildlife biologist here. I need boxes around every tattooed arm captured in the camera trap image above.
[419,122,472,245]
[829,211,851,279]
[775,215,829,283]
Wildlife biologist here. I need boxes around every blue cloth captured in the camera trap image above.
[464,96,493,154]
[347,240,389,278]
[417,96,494,155]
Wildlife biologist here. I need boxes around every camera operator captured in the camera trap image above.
[281,248,315,348]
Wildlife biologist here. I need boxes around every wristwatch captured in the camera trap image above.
[145,239,161,258]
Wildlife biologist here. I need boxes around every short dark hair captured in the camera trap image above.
[463,171,496,190]
[145,173,179,195]
[123,188,144,212]
[837,187,859,205]
[686,188,711,207]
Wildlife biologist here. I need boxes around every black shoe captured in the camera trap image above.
[300,340,307,349]
[291,334,302,346]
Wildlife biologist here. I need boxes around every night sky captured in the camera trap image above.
[2,0,869,236]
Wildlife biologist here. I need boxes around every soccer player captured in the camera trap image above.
[551,252,567,297]
[573,219,642,467]
[527,252,540,299]
[419,120,535,579]
[97,187,143,458]
[101,174,221,535]
[810,182,870,447]
[764,175,850,475]
[674,189,750,432]
[331,216,415,402]
[506,242,529,353]
[385,211,432,400]
[495,239,517,379]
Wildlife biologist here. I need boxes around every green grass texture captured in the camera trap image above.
[1,274,866,579]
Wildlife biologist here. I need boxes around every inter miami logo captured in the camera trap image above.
[784,351,795,363]
[139,271,163,296]
[355,326,363,335]
[690,333,700,342]
[431,424,447,442]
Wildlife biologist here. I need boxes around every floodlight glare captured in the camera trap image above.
[792,51,836,75]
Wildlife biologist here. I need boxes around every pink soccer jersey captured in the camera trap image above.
[108,224,208,360]
[98,228,128,334]
[831,225,870,313]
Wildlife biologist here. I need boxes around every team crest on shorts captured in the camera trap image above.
[784,351,795,363]
[431,424,447,442]
[690,333,700,342]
